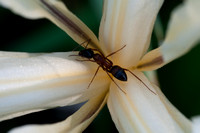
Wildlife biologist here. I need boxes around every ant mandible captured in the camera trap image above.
[71,40,156,95]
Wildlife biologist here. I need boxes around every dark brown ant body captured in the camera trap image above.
[71,41,156,94]
[79,48,127,81]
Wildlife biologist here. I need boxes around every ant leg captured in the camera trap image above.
[69,55,95,62]
[124,69,156,95]
[87,66,100,89]
[68,54,79,57]
[105,71,127,94]
[75,59,95,62]
[106,45,126,58]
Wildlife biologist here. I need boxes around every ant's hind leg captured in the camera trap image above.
[105,71,127,94]
[124,69,156,95]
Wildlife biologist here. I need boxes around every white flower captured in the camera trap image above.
[0,0,200,132]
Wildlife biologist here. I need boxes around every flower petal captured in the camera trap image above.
[0,51,109,121]
[9,90,108,133]
[99,0,163,67]
[192,116,200,133]
[107,71,191,132]
[136,0,200,71]
[0,0,100,49]
[144,70,159,86]
[0,0,47,19]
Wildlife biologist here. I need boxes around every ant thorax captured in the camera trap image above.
[93,54,113,71]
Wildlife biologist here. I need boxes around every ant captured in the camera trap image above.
[70,40,156,95]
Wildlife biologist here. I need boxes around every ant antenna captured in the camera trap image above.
[124,69,157,95]
[69,39,91,57]
[72,39,91,51]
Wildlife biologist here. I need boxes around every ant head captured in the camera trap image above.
[79,48,94,59]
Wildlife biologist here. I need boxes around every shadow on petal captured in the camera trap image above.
[8,89,109,133]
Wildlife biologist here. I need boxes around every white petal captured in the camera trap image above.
[0,0,47,19]
[192,116,200,133]
[99,0,164,67]
[161,0,200,63]
[0,0,100,49]
[9,90,108,133]
[0,51,109,121]
[107,71,191,133]
[136,0,200,71]
[144,70,159,86]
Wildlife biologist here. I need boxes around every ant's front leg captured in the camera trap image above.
[106,45,126,58]
[69,55,95,62]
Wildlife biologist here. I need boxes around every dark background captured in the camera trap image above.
[0,0,200,132]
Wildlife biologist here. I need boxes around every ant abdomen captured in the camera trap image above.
[110,65,127,81]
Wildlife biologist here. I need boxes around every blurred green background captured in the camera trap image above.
[0,0,200,132]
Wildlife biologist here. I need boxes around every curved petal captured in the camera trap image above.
[0,51,109,121]
[107,71,191,133]
[0,0,100,49]
[0,0,47,19]
[99,0,164,67]
[136,0,200,71]
[9,90,108,133]
[144,70,159,86]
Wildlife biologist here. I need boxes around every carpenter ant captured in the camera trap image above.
[70,40,156,95]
